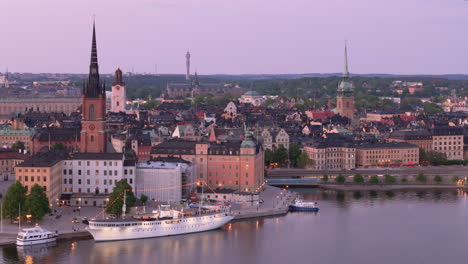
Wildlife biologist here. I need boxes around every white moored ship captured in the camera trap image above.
[87,205,234,242]
[16,225,58,246]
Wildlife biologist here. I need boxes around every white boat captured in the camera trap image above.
[16,225,58,246]
[86,205,234,242]
[289,199,320,212]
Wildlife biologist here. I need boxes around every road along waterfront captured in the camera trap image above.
[2,188,468,264]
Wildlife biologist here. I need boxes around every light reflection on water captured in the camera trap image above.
[3,188,468,264]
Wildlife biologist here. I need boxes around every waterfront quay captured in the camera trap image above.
[0,185,297,246]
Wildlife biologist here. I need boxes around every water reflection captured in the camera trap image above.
[2,188,468,264]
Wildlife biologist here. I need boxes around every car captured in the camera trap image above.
[82,218,89,225]
[108,214,117,219]
[71,218,79,223]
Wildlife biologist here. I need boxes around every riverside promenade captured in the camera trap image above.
[0,185,298,246]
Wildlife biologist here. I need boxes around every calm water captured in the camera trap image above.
[3,188,468,264]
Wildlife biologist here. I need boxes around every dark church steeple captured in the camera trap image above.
[83,21,105,98]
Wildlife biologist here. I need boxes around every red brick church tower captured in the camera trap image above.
[80,22,107,153]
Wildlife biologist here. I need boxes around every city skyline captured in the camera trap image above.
[1,0,468,75]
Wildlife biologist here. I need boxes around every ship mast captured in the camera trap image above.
[122,190,127,218]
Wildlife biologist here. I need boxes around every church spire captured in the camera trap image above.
[343,40,349,78]
[84,20,103,98]
[91,21,98,65]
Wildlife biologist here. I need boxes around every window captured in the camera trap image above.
[78,179,82,184]
[63,169,67,175]
[87,161,90,166]
[130,169,133,175]
[114,170,117,175]
[78,161,81,166]
[78,188,81,193]
[95,170,99,176]
[96,180,99,185]
[87,170,90,176]
[90,135,94,142]
[124,169,128,175]
[31,176,34,182]
[104,162,107,166]
[104,180,107,185]
[25,176,28,182]
[43,186,46,192]
[78,170,82,176]
[87,179,90,185]
[109,170,113,176]
[89,104,95,120]
[96,161,99,166]
[129,179,133,184]
[69,169,72,175]
[37,176,40,182]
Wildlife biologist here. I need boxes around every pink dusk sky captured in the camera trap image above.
[1,0,467,75]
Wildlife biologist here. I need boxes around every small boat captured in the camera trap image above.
[16,225,58,246]
[289,199,319,212]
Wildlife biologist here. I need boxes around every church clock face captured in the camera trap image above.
[89,124,95,130]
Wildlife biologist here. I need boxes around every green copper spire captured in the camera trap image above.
[343,40,349,78]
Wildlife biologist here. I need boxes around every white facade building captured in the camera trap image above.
[61,153,136,207]
[136,159,194,203]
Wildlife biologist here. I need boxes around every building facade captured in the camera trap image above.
[304,142,356,170]
[135,159,194,202]
[431,127,464,160]
[16,150,69,204]
[0,97,81,116]
[388,129,432,151]
[356,142,419,167]
[151,133,264,192]
[261,128,290,150]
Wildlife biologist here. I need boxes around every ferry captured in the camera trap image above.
[86,205,234,242]
[289,199,319,212]
[16,225,58,246]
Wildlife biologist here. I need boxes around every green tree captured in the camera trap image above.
[335,174,346,184]
[140,194,148,205]
[11,141,25,152]
[264,148,274,166]
[297,151,314,168]
[416,172,427,183]
[353,174,364,183]
[273,145,289,167]
[25,184,50,221]
[384,175,396,184]
[106,179,137,217]
[321,174,329,182]
[369,176,379,184]
[452,176,460,183]
[2,181,26,221]
[53,143,65,150]
[434,175,442,184]
[288,144,302,167]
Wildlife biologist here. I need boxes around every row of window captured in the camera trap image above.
[63,169,133,176]
[22,185,46,192]
[64,161,120,166]
[434,146,462,151]
[64,178,133,185]
[19,176,47,182]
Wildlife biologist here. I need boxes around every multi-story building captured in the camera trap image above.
[135,158,195,202]
[304,141,356,170]
[151,131,264,192]
[356,142,419,167]
[0,150,29,181]
[0,97,81,116]
[260,128,290,150]
[388,129,432,151]
[31,128,80,154]
[0,128,34,152]
[431,127,464,160]
[61,153,136,207]
[16,150,70,204]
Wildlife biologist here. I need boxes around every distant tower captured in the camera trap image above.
[336,41,356,120]
[186,50,191,81]
[111,68,126,113]
[4,68,9,88]
[80,21,107,153]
